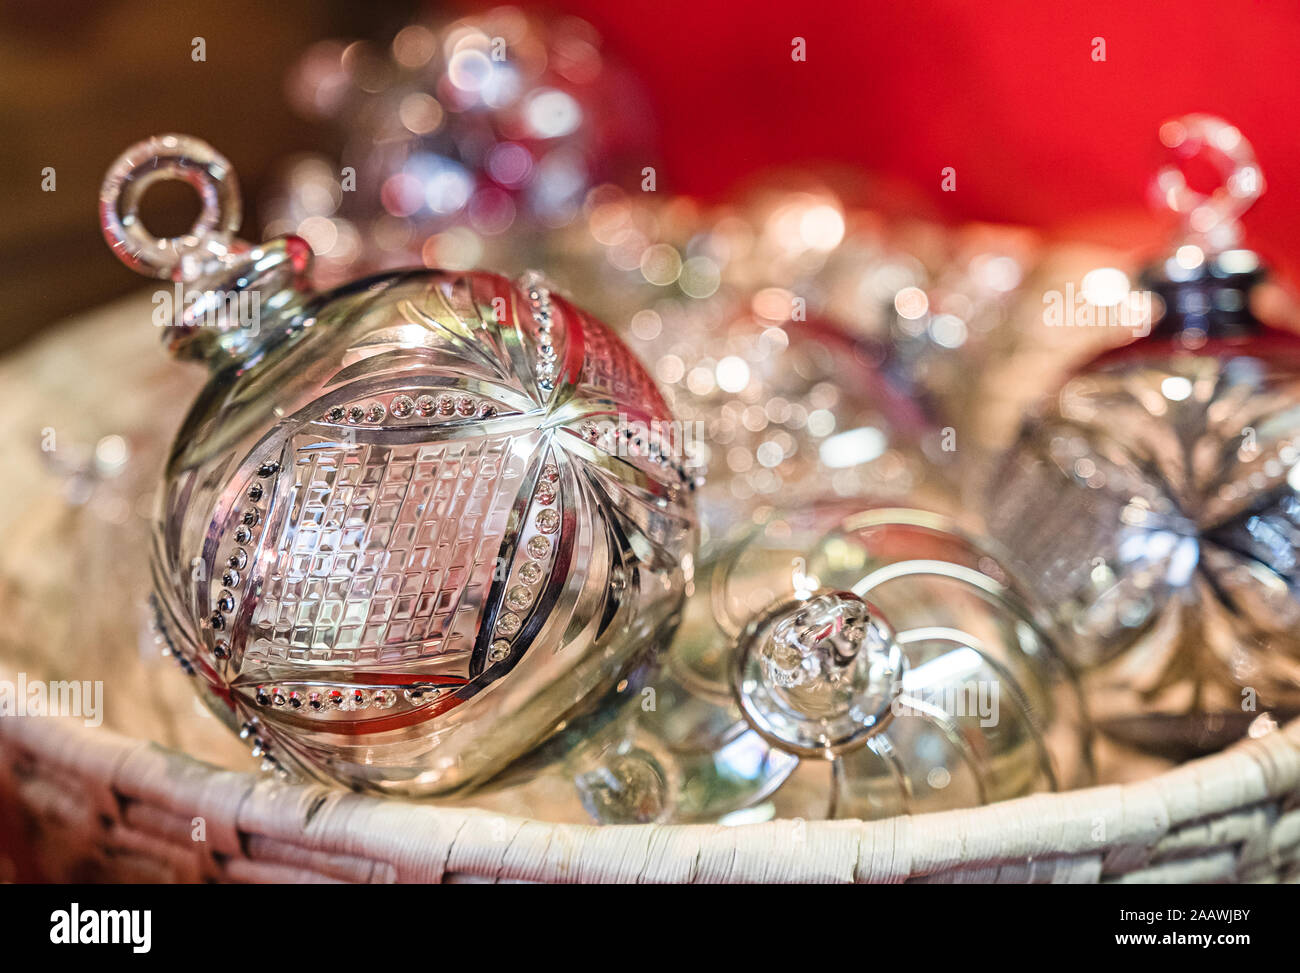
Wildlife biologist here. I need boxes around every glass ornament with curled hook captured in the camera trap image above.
[988,115,1300,759]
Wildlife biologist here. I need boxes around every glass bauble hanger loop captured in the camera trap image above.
[100,134,243,280]
[1152,113,1264,254]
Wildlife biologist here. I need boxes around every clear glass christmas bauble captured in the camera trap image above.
[541,186,971,555]
[548,195,956,554]
[505,504,1092,824]
[991,281,1300,756]
[548,183,1046,524]
[650,313,951,558]
[724,506,1093,819]
[269,9,653,287]
[100,135,696,795]
[987,115,1300,757]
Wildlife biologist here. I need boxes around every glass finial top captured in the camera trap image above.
[1153,114,1264,253]
[733,590,905,757]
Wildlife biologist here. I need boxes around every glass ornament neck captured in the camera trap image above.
[1140,248,1266,343]
[100,134,316,366]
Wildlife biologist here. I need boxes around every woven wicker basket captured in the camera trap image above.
[4,293,1300,884]
[3,711,1298,883]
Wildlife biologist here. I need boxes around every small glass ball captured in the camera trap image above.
[574,748,669,825]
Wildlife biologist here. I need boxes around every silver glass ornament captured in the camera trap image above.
[100,134,696,796]
[989,115,1300,757]
[270,9,653,288]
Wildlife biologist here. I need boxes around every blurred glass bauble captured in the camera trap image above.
[988,115,1300,758]
[554,183,1040,397]
[101,134,695,796]
[266,8,654,288]
[632,310,951,557]
[547,185,994,552]
[820,217,1042,428]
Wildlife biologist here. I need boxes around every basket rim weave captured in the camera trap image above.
[3,709,1299,883]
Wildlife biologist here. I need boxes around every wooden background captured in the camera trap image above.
[0,0,436,354]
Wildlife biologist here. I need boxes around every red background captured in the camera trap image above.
[488,0,1300,273]
[7,0,1295,352]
